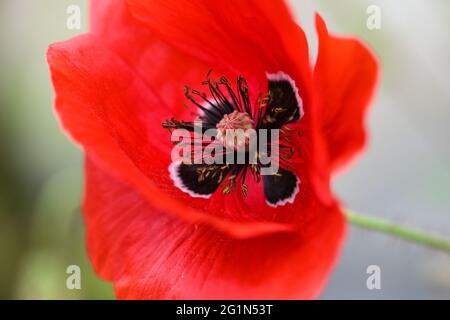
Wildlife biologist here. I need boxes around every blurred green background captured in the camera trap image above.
[0,0,449,299]
[0,0,114,299]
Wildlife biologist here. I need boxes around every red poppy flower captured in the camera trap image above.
[47,0,378,299]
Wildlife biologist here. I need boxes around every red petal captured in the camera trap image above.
[89,0,121,34]
[47,35,291,238]
[314,14,379,172]
[49,3,335,232]
[125,0,312,93]
[89,0,213,120]
[85,157,346,299]
[119,0,333,228]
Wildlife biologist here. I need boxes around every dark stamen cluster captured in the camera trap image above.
[163,71,297,198]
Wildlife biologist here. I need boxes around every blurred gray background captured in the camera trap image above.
[0,0,448,299]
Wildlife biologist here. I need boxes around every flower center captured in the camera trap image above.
[216,111,255,149]
[163,71,304,207]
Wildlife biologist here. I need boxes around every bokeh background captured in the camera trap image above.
[0,0,449,299]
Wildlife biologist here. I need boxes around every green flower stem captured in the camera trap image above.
[345,209,450,253]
